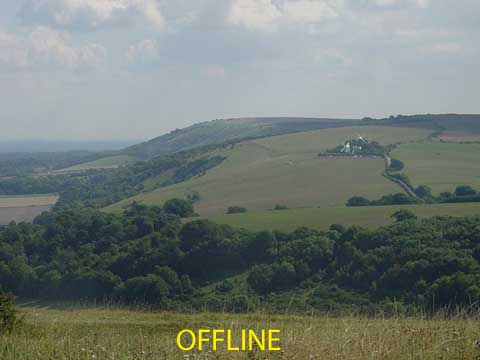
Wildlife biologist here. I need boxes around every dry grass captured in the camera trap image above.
[2,306,480,359]
[0,195,58,208]
[0,195,58,225]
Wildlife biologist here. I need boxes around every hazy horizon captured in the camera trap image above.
[1,1,479,141]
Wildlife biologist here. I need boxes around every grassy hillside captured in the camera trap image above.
[203,202,480,232]
[119,114,480,159]
[121,117,360,158]
[5,306,480,359]
[106,125,433,215]
[393,142,480,194]
[33,114,478,175]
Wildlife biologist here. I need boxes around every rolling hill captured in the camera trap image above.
[51,117,360,172]
[105,124,433,215]
[120,117,360,158]
[59,113,480,172]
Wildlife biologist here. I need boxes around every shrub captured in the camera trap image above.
[391,210,417,222]
[415,185,432,199]
[0,292,18,335]
[226,206,247,214]
[455,185,477,197]
[346,196,371,207]
[274,204,289,210]
[215,280,234,294]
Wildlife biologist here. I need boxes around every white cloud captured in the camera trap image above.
[227,0,281,31]
[203,64,227,78]
[282,0,341,23]
[20,0,165,31]
[371,0,429,8]
[0,26,106,70]
[126,39,159,63]
[227,0,342,31]
[0,32,30,69]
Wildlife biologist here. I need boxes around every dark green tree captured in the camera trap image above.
[163,198,194,218]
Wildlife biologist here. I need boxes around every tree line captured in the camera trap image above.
[1,200,480,313]
[347,185,480,207]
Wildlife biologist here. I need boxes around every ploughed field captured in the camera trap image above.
[0,195,58,225]
[3,305,480,360]
[106,125,432,216]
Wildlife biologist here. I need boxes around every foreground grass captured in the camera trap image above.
[2,306,480,359]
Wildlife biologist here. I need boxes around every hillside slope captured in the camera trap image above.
[106,125,433,215]
[62,114,480,170]
[121,117,360,159]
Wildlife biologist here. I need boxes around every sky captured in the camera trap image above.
[0,0,479,141]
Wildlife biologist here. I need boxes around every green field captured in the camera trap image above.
[200,203,480,232]
[393,142,480,194]
[4,306,479,359]
[106,126,432,215]
[53,155,137,173]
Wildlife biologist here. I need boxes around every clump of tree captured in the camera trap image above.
[346,193,417,207]
[414,185,432,199]
[226,206,247,214]
[273,204,289,210]
[163,198,195,218]
[388,158,405,171]
[433,185,480,204]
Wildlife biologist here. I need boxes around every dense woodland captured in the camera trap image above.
[1,200,479,313]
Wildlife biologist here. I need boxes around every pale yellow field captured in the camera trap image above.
[0,195,58,224]
[106,126,433,216]
[53,155,137,173]
[0,194,58,207]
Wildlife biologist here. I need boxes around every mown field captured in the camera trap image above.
[201,203,480,232]
[393,142,480,194]
[0,194,58,225]
[53,155,137,173]
[3,306,480,359]
[106,125,432,216]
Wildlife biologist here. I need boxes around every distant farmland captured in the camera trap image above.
[0,195,58,224]
[106,125,432,216]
